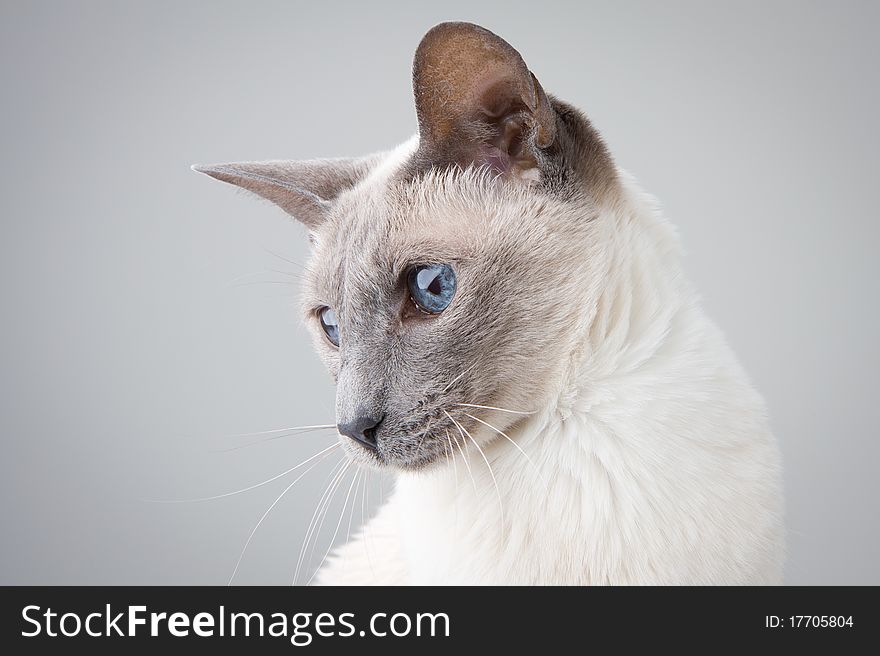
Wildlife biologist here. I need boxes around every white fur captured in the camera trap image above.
[316,163,784,586]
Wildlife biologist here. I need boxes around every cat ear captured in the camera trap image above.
[192,157,375,229]
[412,22,557,178]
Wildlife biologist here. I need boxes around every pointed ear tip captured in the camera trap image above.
[191,164,229,180]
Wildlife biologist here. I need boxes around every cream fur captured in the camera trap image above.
[315,152,785,586]
[193,21,786,585]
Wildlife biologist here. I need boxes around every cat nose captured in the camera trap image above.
[337,413,384,451]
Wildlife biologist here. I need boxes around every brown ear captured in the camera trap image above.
[412,22,556,178]
[192,156,377,229]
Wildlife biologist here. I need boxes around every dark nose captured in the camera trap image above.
[337,414,384,450]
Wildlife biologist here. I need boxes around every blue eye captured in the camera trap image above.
[407,263,456,314]
[319,307,339,346]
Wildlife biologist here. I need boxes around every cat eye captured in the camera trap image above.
[319,306,340,346]
[407,263,456,314]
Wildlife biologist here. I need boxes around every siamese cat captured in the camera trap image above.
[195,22,784,584]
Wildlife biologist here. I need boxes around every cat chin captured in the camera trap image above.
[337,440,384,470]
[338,437,448,473]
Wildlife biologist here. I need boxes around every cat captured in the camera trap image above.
[194,22,784,584]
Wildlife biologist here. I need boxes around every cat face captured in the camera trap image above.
[302,165,606,469]
[195,22,617,470]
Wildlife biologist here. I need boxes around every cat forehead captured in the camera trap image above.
[304,167,557,304]
[305,174,481,300]
[331,173,483,249]
[312,134,550,252]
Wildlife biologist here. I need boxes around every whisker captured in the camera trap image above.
[230,280,301,288]
[444,428,459,483]
[308,467,360,585]
[445,428,460,531]
[342,469,363,576]
[454,403,536,416]
[443,410,477,493]
[223,424,336,439]
[263,247,306,269]
[292,458,346,586]
[441,361,479,394]
[362,470,377,581]
[226,447,336,585]
[264,267,302,278]
[223,270,296,286]
[149,442,339,503]
[213,427,337,454]
[304,461,351,577]
[459,420,505,526]
[462,412,548,490]
[297,458,349,582]
[294,460,351,585]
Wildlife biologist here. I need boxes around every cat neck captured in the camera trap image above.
[392,173,711,582]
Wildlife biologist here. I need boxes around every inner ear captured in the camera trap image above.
[412,22,556,177]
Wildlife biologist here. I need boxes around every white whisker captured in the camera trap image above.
[149,442,339,503]
[263,247,306,269]
[441,361,479,394]
[444,410,477,493]
[223,269,298,286]
[444,428,459,485]
[458,418,505,526]
[363,470,377,581]
[341,469,362,576]
[213,427,336,454]
[224,424,336,438]
[294,460,352,585]
[265,267,302,278]
[231,279,300,288]
[227,448,335,585]
[308,467,360,585]
[465,429,504,525]
[445,428,461,532]
[305,461,351,572]
[293,458,347,584]
[305,460,352,574]
[454,403,536,416]
[462,412,548,490]
[347,469,361,550]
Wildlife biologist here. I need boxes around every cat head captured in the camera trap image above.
[194,22,618,470]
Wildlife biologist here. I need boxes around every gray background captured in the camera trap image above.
[1,0,877,585]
